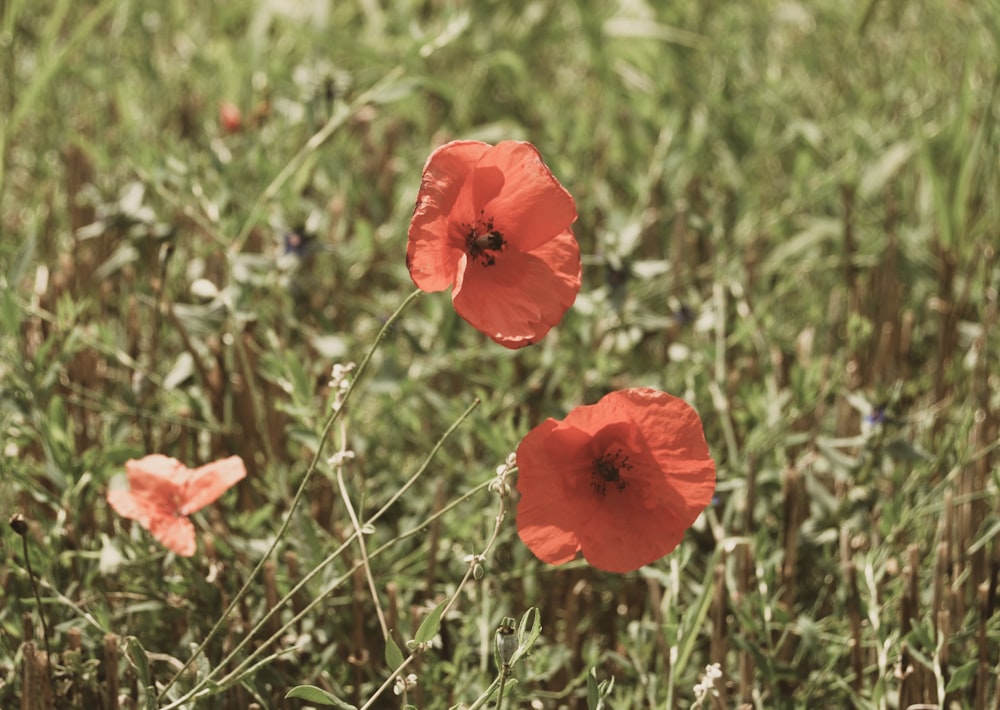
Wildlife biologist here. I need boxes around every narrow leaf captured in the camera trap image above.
[284,685,358,709]
[509,607,542,667]
[858,142,913,199]
[944,660,979,693]
[414,598,447,645]
[122,637,155,710]
[587,668,599,709]
[385,635,405,668]
[968,518,1000,555]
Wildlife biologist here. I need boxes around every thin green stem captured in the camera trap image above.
[335,417,390,641]
[205,476,494,703]
[357,655,418,710]
[19,532,53,693]
[465,676,503,710]
[495,667,510,710]
[357,481,508,710]
[214,398,480,695]
[158,287,422,700]
[162,395,479,709]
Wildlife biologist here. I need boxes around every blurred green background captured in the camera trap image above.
[2,1,998,707]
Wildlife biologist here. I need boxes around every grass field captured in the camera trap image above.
[2,1,999,708]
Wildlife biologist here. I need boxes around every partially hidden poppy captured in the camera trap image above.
[107,454,246,557]
[515,388,716,573]
[406,140,580,349]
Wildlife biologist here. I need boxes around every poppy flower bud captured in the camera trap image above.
[9,513,28,536]
[495,618,517,670]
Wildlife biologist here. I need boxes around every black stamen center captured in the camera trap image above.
[464,210,506,267]
[591,448,632,496]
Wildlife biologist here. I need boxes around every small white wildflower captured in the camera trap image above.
[488,452,518,496]
[329,362,356,386]
[329,362,357,410]
[327,450,355,467]
[691,663,722,708]
[463,552,486,566]
[393,673,418,695]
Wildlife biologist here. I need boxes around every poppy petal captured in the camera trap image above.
[452,229,580,348]
[515,420,593,564]
[615,389,716,518]
[179,456,247,515]
[473,142,577,253]
[407,141,492,292]
[107,489,156,528]
[577,500,687,573]
[125,454,186,491]
[148,515,197,557]
[113,455,186,523]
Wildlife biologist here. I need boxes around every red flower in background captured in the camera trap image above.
[406,140,580,349]
[107,454,246,557]
[515,388,716,573]
[219,101,243,133]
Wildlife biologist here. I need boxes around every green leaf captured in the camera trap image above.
[968,517,1000,555]
[858,142,913,199]
[414,598,447,645]
[122,637,155,710]
[944,660,979,693]
[587,668,599,709]
[509,607,541,667]
[162,352,196,391]
[674,550,718,679]
[385,635,405,668]
[586,667,614,709]
[284,685,358,709]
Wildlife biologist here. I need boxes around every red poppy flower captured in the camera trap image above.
[107,454,246,557]
[515,388,716,573]
[219,101,243,133]
[406,140,580,348]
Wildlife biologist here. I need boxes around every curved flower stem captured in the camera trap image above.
[162,396,479,709]
[358,655,418,710]
[356,478,511,710]
[158,288,422,702]
[334,416,390,641]
[211,475,494,701]
[360,470,507,710]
